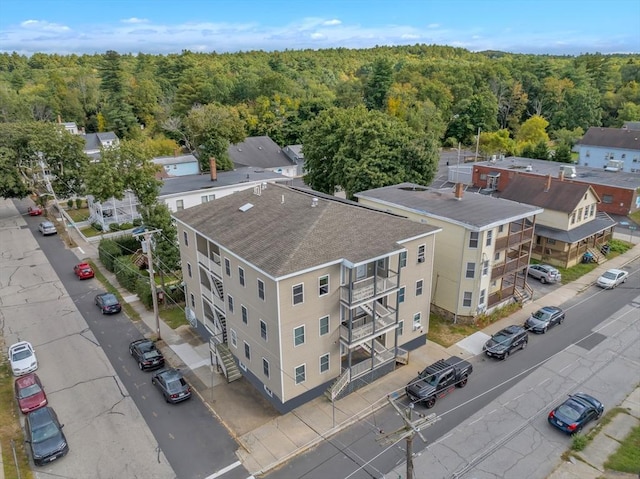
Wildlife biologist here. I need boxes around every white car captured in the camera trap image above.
[596,269,629,289]
[38,221,57,235]
[8,341,38,376]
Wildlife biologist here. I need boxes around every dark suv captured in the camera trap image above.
[483,325,528,360]
[25,406,69,466]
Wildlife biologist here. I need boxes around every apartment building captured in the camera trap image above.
[355,183,543,322]
[172,184,440,413]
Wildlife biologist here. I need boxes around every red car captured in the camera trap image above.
[74,262,95,279]
[28,206,43,216]
[15,373,48,414]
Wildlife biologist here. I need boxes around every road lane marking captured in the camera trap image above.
[204,460,241,479]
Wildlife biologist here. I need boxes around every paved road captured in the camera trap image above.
[4,199,250,479]
[265,260,640,479]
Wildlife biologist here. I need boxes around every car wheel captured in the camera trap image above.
[425,396,436,409]
[540,277,547,284]
[559,316,564,325]
[596,409,603,419]
[138,362,144,370]
[502,350,510,360]
[542,326,548,334]
[521,340,527,350]
[457,375,468,388]
[101,308,105,315]
[165,394,170,403]
[151,378,156,385]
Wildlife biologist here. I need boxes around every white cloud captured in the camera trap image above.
[322,19,341,26]
[121,17,149,24]
[20,20,70,32]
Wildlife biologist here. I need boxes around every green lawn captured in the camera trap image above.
[605,423,640,474]
[159,304,189,329]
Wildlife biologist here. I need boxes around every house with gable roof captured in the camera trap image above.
[497,175,616,267]
[577,126,640,172]
[172,183,440,412]
[228,136,298,178]
[356,183,543,322]
[83,132,120,162]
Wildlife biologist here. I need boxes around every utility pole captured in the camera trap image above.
[378,397,440,479]
[133,229,162,340]
[39,158,70,245]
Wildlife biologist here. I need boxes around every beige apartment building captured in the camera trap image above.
[355,183,543,322]
[172,184,440,413]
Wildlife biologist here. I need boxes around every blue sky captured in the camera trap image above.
[0,0,638,56]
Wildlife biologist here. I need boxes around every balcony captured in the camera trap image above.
[198,251,222,278]
[340,312,397,347]
[340,273,399,305]
[491,253,529,279]
[494,226,534,250]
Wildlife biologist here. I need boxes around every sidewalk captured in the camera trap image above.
[68,225,640,477]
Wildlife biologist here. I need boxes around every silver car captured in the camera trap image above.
[527,264,561,284]
[38,221,57,236]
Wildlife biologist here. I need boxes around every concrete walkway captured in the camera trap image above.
[66,224,640,478]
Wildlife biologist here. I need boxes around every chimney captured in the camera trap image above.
[559,170,565,181]
[454,183,464,200]
[209,157,217,181]
[545,174,552,192]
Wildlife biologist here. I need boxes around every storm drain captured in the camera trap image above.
[575,332,607,351]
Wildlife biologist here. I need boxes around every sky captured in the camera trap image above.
[0,0,639,57]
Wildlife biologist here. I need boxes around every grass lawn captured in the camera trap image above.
[159,304,189,329]
[604,423,640,474]
[65,207,90,222]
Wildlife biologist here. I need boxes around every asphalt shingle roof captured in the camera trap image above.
[497,176,594,213]
[354,183,542,230]
[578,127,640,151]
[228,136,295,169]
[173,184,439,278]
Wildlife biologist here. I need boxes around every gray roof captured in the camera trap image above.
[535,215,616,243]
[283,144,304,160]
[474,157,640,190]
[83,132,118,151]
[159,167,291,196]
[173,184,440,278]
[228,136,295,169]
[355,183,542,231]
[498,176,593,214]
[153,154,198,166]
[578,127,640,151]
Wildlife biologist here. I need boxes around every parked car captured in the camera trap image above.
[483,325,528,360]
[95,293,122,314]
[151,368,191,403]
[526,264,561,284]
[406,357,473,408]
[525,306,565,334]
[38,221,57,236]
[129,339,165,371]
[548,393,604,435]
[596,269,629,289]
[27,206,43,216]
[24,406,69,466]
[8,341,38,376]
[73,262,95,280]
[15,373,48,414]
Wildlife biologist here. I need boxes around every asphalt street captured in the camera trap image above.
[265,260,640,479]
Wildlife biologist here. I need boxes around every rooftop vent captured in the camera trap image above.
[239,203,254,212]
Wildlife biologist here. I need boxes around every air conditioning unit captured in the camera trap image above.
[418,257,425,263]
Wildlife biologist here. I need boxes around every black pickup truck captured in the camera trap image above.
[405,357,473,408]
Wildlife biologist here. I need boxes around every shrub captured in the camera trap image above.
[136,278,153,309]
[133,218,143,227]
[67,199,74,209]
[98,239,122,271]
[114,256,139,292]
[75,198,83,209]
[571,434,588,451]
[109,223,121,232]
[115,235,141,255]
[120,222,133,230]
[165,283,185,304]
[92,221,103,231]
[607,239,631,254]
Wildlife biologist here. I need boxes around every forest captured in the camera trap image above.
[1,45,640,199]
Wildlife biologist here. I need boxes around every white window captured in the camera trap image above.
[190,293,195,308]
[463,291,472,307]
[319,315,329,336]
[590,204,596,216]
[319,275,329,296]
[413,313,421,331]
[398,320,404,336]
[260,320,267,340]
[238,267,245,286]
[417,245,426,263]
[244,341,251,360]
[415,280,423,296]
[293,284,304,305]
[295,364,306,384]
[258,279,265,300]
[294,325,305,346]
[466,262,475,279]
[230,329,237,348]
[399,251,407,268]
[241,305,248,324]
[227,295,234,313]
[398,286,405,303]
[486,230,493,246]
[187,262,192,278]
[262,358,270,378]
[482,260,489,276]
[469,232,479,248]
[479,289,486,306]
[224,258,231,276]
[320,353,330,373]
[494,252,500,261]
[183,231,189,246]
[201,195,208,204]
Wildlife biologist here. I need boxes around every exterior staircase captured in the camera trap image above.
[132,249,148,268]
[212,277,224,299]
[215,343,242,382]
[515,281,534,304]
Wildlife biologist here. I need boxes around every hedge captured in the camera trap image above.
[114,256,140,292]
[98,239,122,272]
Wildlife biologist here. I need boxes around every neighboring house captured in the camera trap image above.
[83,132,120,162]
[228,136,297,178]
[172,184,440,413]
[472,157,640,215]
[62,122,79,135]
[153,154,199,177]
[497,175,616,268]
[576,126,640,172]
[160,167,291,212]
[87,191,141,230]
[282,144,305,176]
[356,183,542,322]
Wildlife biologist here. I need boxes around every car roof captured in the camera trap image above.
[157,368,181,380]
[10,341,32,351]
[27,406,54,425]
[40,221,54,226]
[500,325,524,335]
[539,306,561,313]
[604,268,625,274]
[98,292,117,299]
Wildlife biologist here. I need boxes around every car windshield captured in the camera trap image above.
[143,350,161,360]
[31,422,60,443]
[557,401,583,421]
[166,378,187,393]
[19,383,42,399]
[418,373,438,386]
[12,349,32,361]
[532,310,552,320]
[602,271,617,280]
[102,295,119,305]
[492,332,511,345]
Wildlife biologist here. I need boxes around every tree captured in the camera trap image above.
[479,129,515,157]
[302,106,438,199]
[140,203,181,281]
[552,143,572,163]
[516,115,550,144]
[532,140,550,161]
[364,58,394,110]
[0,146,31,199]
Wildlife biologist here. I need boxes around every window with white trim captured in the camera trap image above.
[258,279,265,300]
[319,315,329,336]
[463,291,472,307]
[244,341,251,360]
[238,267,245,286]
[319,275,329,296]
[415,280,423,296]
[227,295,234,313]
[469,232,479,248]
[466,262,475,279]
[479,289,486,306]
[417,245,426,263]
[320,353,330,373]
[293,284,304,305]
[295,364,306,384]
[230,329,237,348]
[294,325,305,346]
[190,293,195,308]
[241,305,248,324]
[398,320,404,336]
[183,231,189,246]
[260,320,267,340]
[399,251,407,268]
[398,286,405,303]
[413,313,421,331]
[187,263,192,278]
[224,258,231,276]
[482,260,489,276]
[486,230,493,246]
[262,358,270,378]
